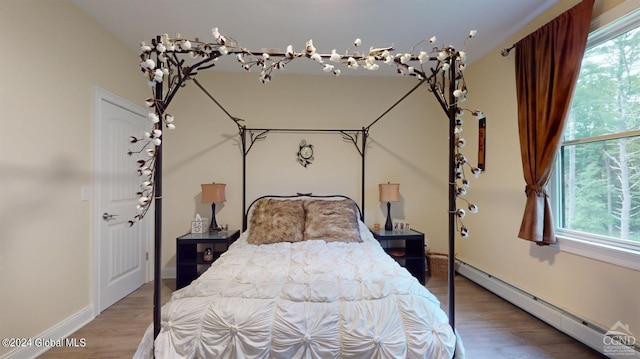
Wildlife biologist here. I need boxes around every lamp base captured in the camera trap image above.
[209,203,219,232]
[385,201,393,231]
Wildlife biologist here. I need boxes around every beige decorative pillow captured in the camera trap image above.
[303,199,362,242]
[247,199,305,244]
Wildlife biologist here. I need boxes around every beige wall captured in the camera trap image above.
[1,0,638,355]
[0,0,147,355]
[160,71,451,267]
[461,0,639,336]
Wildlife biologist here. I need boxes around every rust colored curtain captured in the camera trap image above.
[515,0,594,245]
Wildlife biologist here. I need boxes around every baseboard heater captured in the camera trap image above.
[455,259,640,358]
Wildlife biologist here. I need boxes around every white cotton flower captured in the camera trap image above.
[474,111,484,119]
[140,42,152,52]
[454,126,463,135]
[310,53,322,62]
[453,89,463,98]
[154,69,164,82]
[347,57,358,69]
[462,178,470,187]
[399,53,411,64]
[457,187,467,196]
[141,168,152,176]
[144,131,152,139]
[167,123,176,130]
[144,59,155,69]
[162,68,169,76]
[418,51,429,64]
[468,204,478,213]
[148,113,160,123]
[182,40,192,50]
[275,61,285,69]
[212,27,221,39]
[330,49,341,63]
[441,62,450,71]
[471,167,482,178]
[305,39,316,55]
[259,71,271,83]
[145,98,155,107]
[219,46,229,55]
[333,69,341,76]
[145,149,155,157]
[456,208,466,218]
[354,38,362,47]
[364,62,379,71]
[459,63,467,71]
[236,54,245,64]
[138,197,149,206]
[456,138,466,148]
[323,63,335,72]
[429,36,437,43]
[164,114,174,123]
[460,226,469,238]
[469,30,477,38]
[156,43,166,53]
[286,45,295,59]
[152,138,162,146]
[262,53,270,60]
[437,51,448,61]
[166,41,175,51]
[152,129,162,138]
[142,180,153,190]
[382,50,393,64]
[458,51,466,62]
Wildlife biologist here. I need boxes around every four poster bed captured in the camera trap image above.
[130,28,484,358]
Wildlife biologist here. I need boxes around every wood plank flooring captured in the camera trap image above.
[40,275,604,358]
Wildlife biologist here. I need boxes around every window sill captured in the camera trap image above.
[554,232,640,272]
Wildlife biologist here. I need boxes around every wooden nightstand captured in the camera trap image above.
[370,228,425,284]
[176,230,240,289]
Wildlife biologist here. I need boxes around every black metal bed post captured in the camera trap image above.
[240,127,248,231]
[153,50,164,339]
[360,128,367,221]
[447,55,457,331]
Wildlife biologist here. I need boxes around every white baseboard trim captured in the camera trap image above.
[456,260,640,359]
[162,266,176,279]
[0,305,94,359]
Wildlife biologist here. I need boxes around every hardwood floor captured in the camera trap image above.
[41,275,604,358]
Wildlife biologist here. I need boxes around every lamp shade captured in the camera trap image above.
[201,183,226,203]
[379,183,400,202]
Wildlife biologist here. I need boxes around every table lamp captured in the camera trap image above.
[201,182,226,232]
[379,182,400,231]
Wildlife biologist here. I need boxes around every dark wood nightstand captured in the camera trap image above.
[176,230,240,289]
[370,228,425,284]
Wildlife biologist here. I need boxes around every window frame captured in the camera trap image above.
[550,2,640,271]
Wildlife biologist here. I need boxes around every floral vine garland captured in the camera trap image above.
[130,27,484,237]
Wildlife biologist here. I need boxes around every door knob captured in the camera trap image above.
[103,212,118,221]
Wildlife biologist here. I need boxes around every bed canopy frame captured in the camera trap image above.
[131,28,485,341]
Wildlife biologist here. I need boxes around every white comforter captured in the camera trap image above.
[135,225,465,358]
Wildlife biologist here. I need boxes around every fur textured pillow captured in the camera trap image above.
[247,199,305,244]
[303,199,362,242]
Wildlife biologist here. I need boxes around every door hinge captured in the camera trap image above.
[146,252,149,261]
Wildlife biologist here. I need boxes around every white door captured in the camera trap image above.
[94,87,152,313]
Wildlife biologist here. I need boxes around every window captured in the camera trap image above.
[552,5,640,269]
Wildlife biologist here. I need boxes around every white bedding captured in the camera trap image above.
[135,222,465,358]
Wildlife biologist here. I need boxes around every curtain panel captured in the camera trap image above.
[515,0,594,245]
